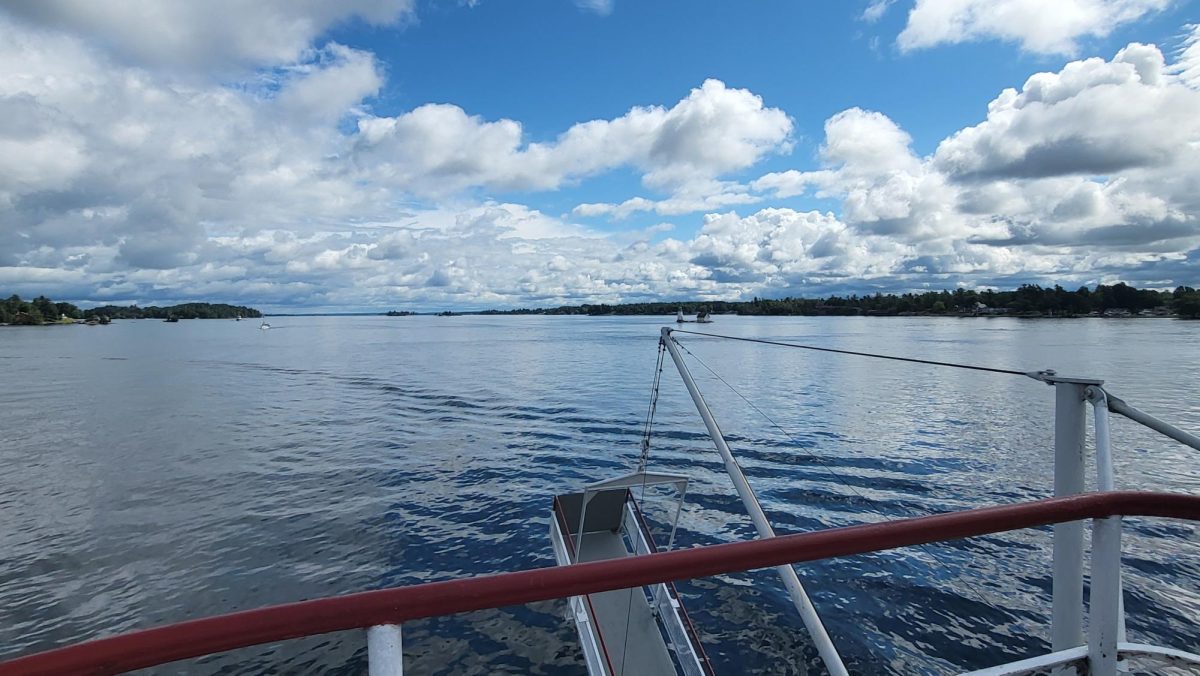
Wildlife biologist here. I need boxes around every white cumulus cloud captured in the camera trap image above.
[897,0,1171,55]
[757,39,1200,258]
[352,79,793,197]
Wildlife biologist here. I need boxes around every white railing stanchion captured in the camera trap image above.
[1089,517,1122,676]
[1087,386,1126,648]
[661,328,849,676]
[367,624,403,676]
[1050,377,1099,655]
[1087,387,1115,492]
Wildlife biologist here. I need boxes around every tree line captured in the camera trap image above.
[481,283,1200,318]
[1,294,262,324]
[0,295,85,325]
[7,284,1199,324]
[84,302,263,320]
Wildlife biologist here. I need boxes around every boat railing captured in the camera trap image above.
[2,491,1199,675]
[1013,373,1200,666]
[621,493,712,676]
[660,327,1200,676]
[550,495,618,676]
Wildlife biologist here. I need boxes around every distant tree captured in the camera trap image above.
[1175,293,1200,319]
[31,296,57,320]
[55,302,82,319]
[14,307,43,325]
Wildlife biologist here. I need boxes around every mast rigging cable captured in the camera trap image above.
[670,328,1034,377]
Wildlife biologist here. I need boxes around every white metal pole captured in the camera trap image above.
[1086,387,1126,646]
[660,328,849,676]
[1087,387,1115,492]
[1089,517,1122,676]
[1106,393,1200,451]
[1052,379,1091,653]
[367,624,403,676]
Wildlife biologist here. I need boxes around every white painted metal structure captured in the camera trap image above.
[549,474,711,676]
[1047,376,1098,656]
[660,327,850,676]
[549,514,611,676]
[366,624,403,676]
[618,495,708,676]
[658,327,1200,676]
[573,472,690,562]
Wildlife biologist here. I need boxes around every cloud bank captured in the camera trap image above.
[1,5,1198,309]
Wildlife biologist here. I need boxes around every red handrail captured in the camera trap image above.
[3,491,1198,675]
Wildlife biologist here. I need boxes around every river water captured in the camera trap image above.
[1,315,1197,674]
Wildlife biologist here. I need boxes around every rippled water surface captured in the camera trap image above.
[1,316,1198,674]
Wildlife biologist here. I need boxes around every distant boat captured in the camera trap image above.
[676,308,685,323]
[164,316,179,323]
[259,321,271,330]
[235,315,242,321]
[696,311,713,324]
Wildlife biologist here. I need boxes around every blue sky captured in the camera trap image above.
[2,1,1199,310]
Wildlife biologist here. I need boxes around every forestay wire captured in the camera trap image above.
[637,337,667,472]
[623,338,668,675]
[671,328,1034,377]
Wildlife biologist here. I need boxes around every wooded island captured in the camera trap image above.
[0,295,262,324]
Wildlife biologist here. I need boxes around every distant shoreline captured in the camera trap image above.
[3,312,1192,326]
[270,314,1180,321]
[5,282,1199,322]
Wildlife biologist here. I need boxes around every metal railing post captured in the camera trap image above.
[660,328,849,676]
[1086,387,1115,493]
[1087,387,1126,647]
[1089,517,1122,676]
[1050,378,1099,653]
[367,624,403,676]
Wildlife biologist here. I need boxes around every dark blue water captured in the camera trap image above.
[1,316,1197,674]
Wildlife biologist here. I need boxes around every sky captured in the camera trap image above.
[2,1,1199,312]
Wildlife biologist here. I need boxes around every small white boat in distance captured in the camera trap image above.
[259,321,271,330]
